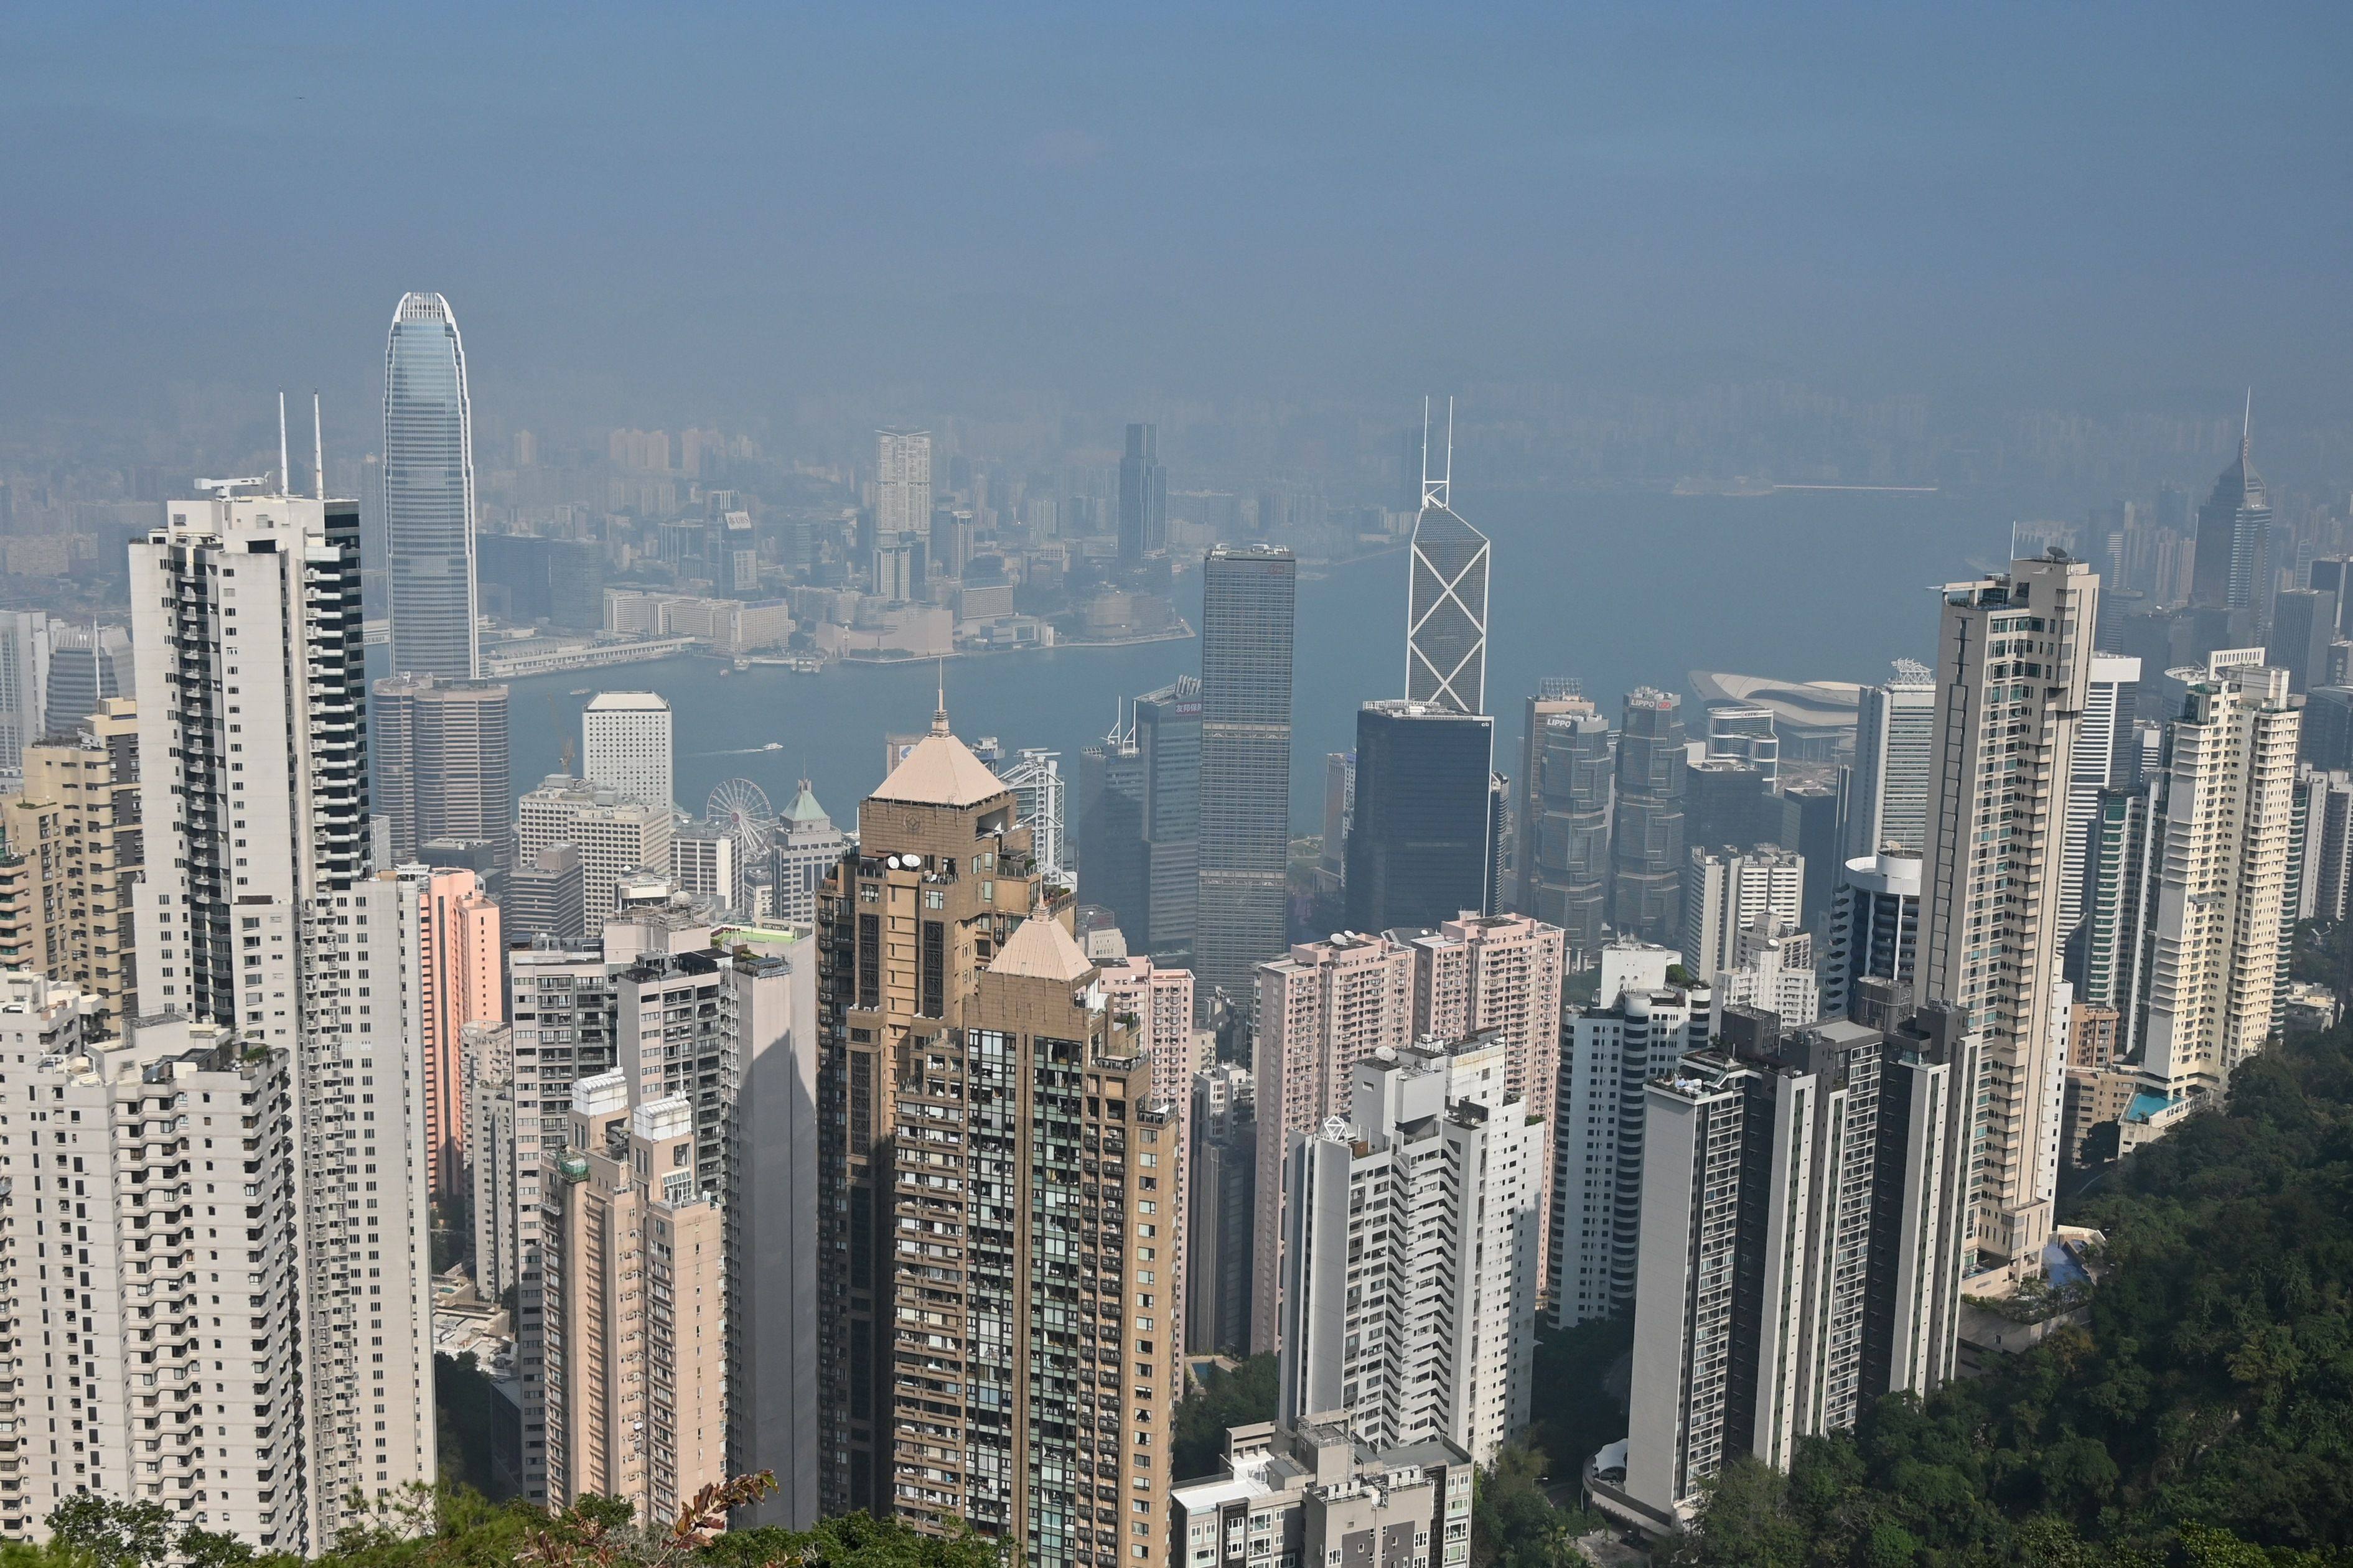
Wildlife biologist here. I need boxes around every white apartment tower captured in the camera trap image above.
[1682,845,1804,978]
[1917,554,2097,1266]
[0,982,304,1548]
[874,429,933,540]
[1846,660,1936,860]
[2057,653,2141,963]
[1279,1034,1541,1465]
[582,691,675,811]
[128,485,436,1543]
[2140,653,2299,1104]
[1550,941,1712,1327]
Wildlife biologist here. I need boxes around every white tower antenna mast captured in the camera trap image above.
[1419,395,1453,511]
[312,391,325,501]
[277,391,290,497]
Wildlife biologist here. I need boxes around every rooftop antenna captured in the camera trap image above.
[2242,386,2253,463]
[932,657,949,735]
[1420,395,1452,511]
[312,391,325,501]
[277,391,290,496]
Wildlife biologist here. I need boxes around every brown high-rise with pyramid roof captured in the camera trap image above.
[816,699,1178,1564]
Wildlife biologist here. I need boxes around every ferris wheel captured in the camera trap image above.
[706,778,777,857]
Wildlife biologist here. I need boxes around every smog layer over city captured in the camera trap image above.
[0,6,2349,1568]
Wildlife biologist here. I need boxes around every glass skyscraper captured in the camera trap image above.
[383,292,479,679]
[1196,545,1296,1020]
[1406,497,1489,715]
[1344,699,1495,931]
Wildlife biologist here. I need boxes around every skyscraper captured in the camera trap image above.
[400,864,504,1200]
[874,427,933,540]
[1824,852,1922,1019]
[372,673,513,867]
[582,690,674,810]
[770,778,848,925]
[1280,1034,1541,1465]
[2189,397,2271,628]
[2139,653,2299,1106]
[1405,441,1489,716]
[1197,546,1296,1019]
[517,775,675,926]
[1118,420,1167,562]
[1918,553,2098,1266]
[1846,660,1936,861]
[0,609,51,777]
[130,482,436,1539]
[0,697,141,1033]
[383,292,479,679]
[815,704,1046,1517]
[1609,689,1688,944]
[1344,699,1496,931]
[1682,845,1804,978]
[1518,699,1614,958]
[0,984,304,1547]
[1133,676,1202,963]
[2056,653,2140,971]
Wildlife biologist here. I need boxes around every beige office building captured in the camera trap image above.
[518,773,675,926]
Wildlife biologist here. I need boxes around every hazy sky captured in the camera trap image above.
[5,1,2349,438]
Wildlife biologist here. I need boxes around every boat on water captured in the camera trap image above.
[568,688,592,697]
[762,742,784,752]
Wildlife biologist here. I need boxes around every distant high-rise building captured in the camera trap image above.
[0,984,304,1548]
[0,610,52,777]
[1846,660,1936,861]
[1513,681,1599,897]
[517,775,674,926]
[2189,398,2271,629]
[400,865,503,1201]
[1405,459,1489,716]
[1345,700,1496,931]
[2271,587,2337,694]
[1918,553,2098,1266]
[1682,845,1804,978]
[541,1077,729,1518]
[1281,1033,1541,1464]
[770,778,847,926]
[1777,781,1843,930]
[0,697,140,1033]
[40,621,128,736]
[1187,1063,1259,1355]
[1519,700,1613,959]
[1118,421,1168,561]
[2140,654,2299,1106]
[1134,677,1202,963]
[1250,933,1419,1355]
[503,841,587,945]
[1706,706,1779,788]
[1825,852,1922,1019]
[1197,546,1296,1019]
[1078,716,1149,931]
[1683,754,1771,849]
[465,1021,522,1302]
[1612,1006,1977,1533]
[997,746,1068,877]
[581,690,674,810]
[1609,689,1688,944]
[874,428,932,541]
[383,292,480,679]
[372,674,513,868]
[130,483,434,1540]
[1551,943,1711,1327]
[2057,653,2140,973]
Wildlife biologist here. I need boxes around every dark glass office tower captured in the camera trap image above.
[383,292,479,679]
[1134,675,1202,964]
[1118,422,1167,562]
[1344,700,1495,931]
[1077,726,1148,933]
[1197,546,1296,1018]
[1609,688,1687,944]
[2189,398,2271,628]
[1523,707,1614,958]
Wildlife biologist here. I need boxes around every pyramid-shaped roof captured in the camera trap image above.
[869,722,1007,809]
[784,779,832,826]
[988,910,1095,982]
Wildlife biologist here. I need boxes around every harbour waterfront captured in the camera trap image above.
[500,485,1993,835]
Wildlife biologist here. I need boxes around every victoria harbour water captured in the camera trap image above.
[503,486,2002,833]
